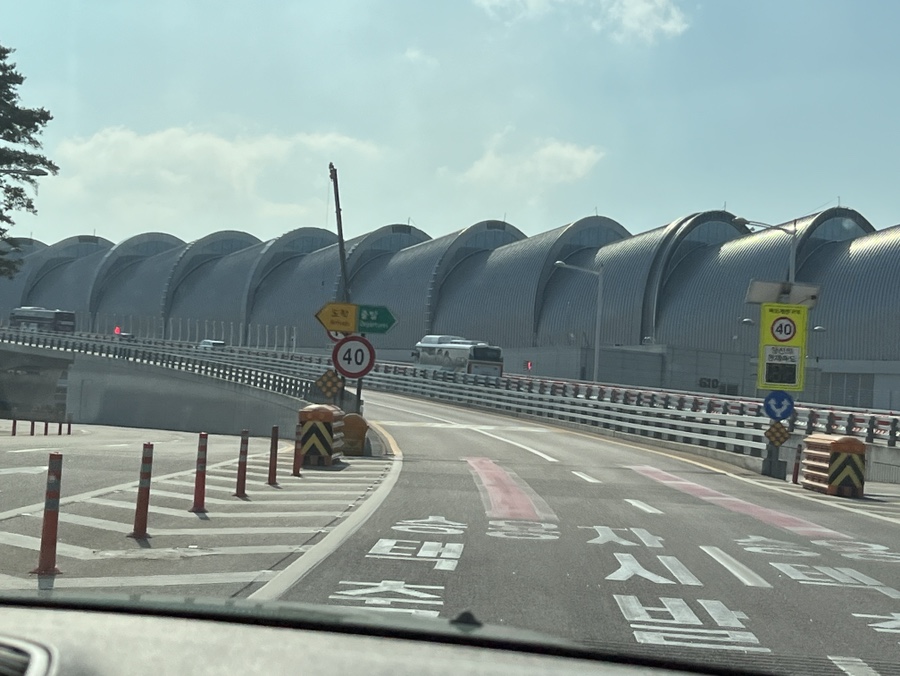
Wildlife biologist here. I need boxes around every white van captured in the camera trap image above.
[197,339,226,350]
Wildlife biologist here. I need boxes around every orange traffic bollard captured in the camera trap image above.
[31,453,63,575]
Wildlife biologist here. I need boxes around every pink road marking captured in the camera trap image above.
[465,457,549,520]
[629,465,850,539]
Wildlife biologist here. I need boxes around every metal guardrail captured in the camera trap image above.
[3,329,899,458]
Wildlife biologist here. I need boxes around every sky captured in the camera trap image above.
[2,0,900,246]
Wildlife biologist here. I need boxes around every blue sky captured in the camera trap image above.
[2,0,899,245]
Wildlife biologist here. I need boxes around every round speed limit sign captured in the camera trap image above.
[332,335,376,379]
[771,316,797,342]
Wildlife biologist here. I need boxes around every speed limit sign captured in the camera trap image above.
[770,316,796,342]
[332,335,375,379]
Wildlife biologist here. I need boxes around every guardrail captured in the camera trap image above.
[4,329,900,462]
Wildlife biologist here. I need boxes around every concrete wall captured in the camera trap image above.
[66,354,308,436]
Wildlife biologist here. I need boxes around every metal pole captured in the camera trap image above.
[788,219,797,285]
[329,163,351,303]
[593,267,603,383]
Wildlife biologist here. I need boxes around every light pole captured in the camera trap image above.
[0,168,48,177]
[734,217,798,285]
[554,260,603,382]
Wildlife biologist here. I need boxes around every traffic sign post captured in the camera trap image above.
[763,390,795,421]
[756,303,808,392]
[316,303,396,336]
[332,335,376,379]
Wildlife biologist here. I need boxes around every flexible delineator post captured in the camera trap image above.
[128,443,154,539]
[267,426,279,486]
[31,453,63,575]
[190,432,208,513]
[234,430,249,498]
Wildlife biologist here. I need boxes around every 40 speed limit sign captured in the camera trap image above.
[757,303,808,391]
[332,335,376,379]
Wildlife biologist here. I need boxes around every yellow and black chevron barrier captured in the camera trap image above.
[298,404,345,467]
[800,433,866,498]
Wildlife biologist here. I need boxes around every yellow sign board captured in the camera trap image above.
[315,302,358,333]
[757,303,808,391]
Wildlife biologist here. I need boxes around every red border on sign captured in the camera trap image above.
[770,316,796,343]
[332,335,375,379]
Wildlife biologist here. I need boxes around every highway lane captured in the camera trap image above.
[281,391,900,676]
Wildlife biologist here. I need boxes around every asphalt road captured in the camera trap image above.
[278,392,900,676]
[2,397,900,675]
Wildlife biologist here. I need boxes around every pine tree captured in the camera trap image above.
[0,43,58,278]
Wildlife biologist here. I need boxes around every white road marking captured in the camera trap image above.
[700,546,772,588]
[572,471,602,483]
[0,571,278,590]
[85,497,347,518]
[828,656,882,676]
[625,499,663,514]
[156,480,364,495]
[370,397,558,462]
[44,512,331,536]
[658,556,703,585]
[0,466,47,475]
[6,448,61,454]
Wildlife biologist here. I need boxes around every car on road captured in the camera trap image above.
[196,339,226,350]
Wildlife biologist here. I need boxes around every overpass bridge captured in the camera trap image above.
[3,329,899,484]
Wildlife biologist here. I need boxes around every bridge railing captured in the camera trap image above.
[4,329,900,459]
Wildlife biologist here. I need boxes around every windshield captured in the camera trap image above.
[2,2,900,674]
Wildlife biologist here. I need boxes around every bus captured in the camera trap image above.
[8,307,77,333]
[412,335,504,376]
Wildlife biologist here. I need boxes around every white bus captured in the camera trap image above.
[412,335,504,376]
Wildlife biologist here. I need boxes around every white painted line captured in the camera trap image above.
[149,489,362,505]
[571,471,601,483]
[828,656,881,676]
[85,497,347,518]
[23,570,277,590]
[250,422,403,601]
[0,451,271,523]
[0,466,46,475]
[700,546,772,588]
[657,556,702,585]
[625,499,663,514]
[46,513,331,536]
[474,429,559,463]
[156,480,364,495]
[0,532,311,560]
[6,448,61,454]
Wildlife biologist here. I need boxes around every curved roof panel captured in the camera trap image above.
[244,228,337,326]
[18,235,113,312]
[248,223,429,346]
[88,233,184,314]
[433,217,627,348]
[93,246,185,324]
[349,221,523,348]
[161,231,260,318]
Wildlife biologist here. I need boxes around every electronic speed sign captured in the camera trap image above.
[332,335,375,379]
[757,303,808,391]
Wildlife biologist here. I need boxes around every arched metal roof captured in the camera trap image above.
[641,210,747,343]
[19,235,113,310]
[161,231,260,319]
[534,215,630,334]
[349,220,523,348]
[243,227,337,327]
[88,233,184,314]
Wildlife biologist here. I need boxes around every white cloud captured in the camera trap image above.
[37,127,380,241]
[592,0,689,43]
[473,0,689,42]
[403,47,439,68]
[472,0,564,21]
[455,130,603,191]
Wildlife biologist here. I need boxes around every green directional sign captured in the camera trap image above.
[357,305,396,334]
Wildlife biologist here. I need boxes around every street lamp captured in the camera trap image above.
[554,260,603,382]
[0,168,48,177]
[734,217,799,285]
